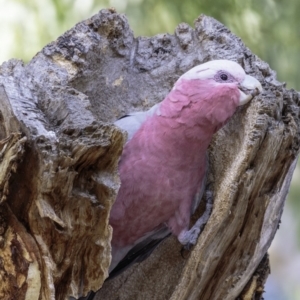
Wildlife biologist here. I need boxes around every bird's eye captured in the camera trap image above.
[214,71,234,83]
[220,73,228,81]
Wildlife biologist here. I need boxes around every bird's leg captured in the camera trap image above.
[178,190,214,250]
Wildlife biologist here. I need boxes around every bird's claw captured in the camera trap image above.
[183,242,194,251]
[180,245,191,258]
[180,240,196,258]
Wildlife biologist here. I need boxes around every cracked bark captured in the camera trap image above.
[0,8,299,300]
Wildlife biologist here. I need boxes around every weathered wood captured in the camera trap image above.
[0,8,299,300]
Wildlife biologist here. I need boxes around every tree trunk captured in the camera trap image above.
[0,8,298,300]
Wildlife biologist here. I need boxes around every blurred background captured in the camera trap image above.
[0,0,299,299]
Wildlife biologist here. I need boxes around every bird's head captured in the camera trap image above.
[178,59,262,106]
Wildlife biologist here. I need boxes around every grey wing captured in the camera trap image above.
[114,103,161,141]
[109,225,171,279]
[191,153,209,214]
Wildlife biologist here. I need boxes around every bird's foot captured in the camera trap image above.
[178,226,201,249]
[178,191,214,251]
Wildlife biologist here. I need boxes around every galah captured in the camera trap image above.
[109,60,262,277]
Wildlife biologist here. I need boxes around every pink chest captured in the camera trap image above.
[110,126,207,246]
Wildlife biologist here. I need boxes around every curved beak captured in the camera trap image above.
[238,75,262,106]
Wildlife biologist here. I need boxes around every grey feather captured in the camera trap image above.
[109,226,170,278]
[115,103,161,141]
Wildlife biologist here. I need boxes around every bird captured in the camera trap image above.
[109,60,262,279]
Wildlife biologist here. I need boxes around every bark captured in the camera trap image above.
[0,8,299,300]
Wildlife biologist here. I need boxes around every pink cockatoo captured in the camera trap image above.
[109,60,262,277]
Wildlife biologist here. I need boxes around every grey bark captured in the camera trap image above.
[0,8,299,300]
